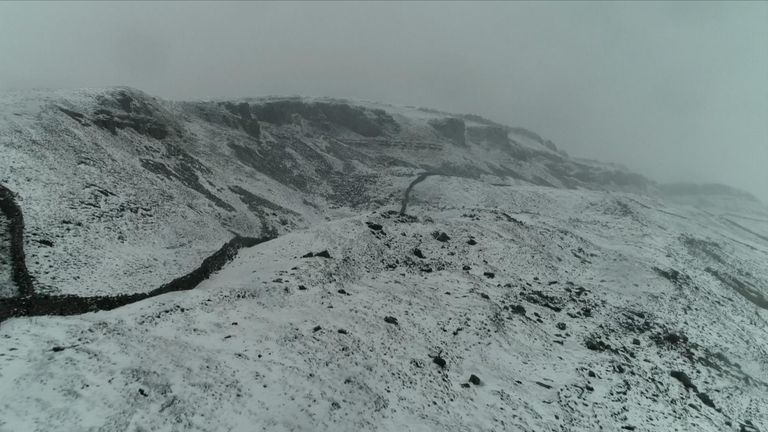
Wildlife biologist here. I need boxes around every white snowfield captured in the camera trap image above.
[1,182,767,431]
[0,88,766,431]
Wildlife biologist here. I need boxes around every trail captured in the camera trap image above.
[399,172,436,215]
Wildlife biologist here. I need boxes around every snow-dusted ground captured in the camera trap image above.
[0,87,654,297]
[1,180,766,431]
[0,87,765,431]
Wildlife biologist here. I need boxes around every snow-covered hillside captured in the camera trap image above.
[0,88,766,431]
[0,87,651,296]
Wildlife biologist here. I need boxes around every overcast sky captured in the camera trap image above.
[1,1,766,200]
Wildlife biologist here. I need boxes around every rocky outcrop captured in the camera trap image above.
[467,125,510,151]
[92,109,169,139]
[429,117,466,146]
[92,90,175,139]
[706,268,768,310]
[250,100,397,137]
[220,102,261,138]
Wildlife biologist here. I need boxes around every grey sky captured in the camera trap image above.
[1,1,766,200]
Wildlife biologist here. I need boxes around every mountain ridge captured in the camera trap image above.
[0,86,662,297]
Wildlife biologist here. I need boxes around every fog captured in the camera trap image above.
[1,2,766,201]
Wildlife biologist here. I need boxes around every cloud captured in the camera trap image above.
[1,2,766,200]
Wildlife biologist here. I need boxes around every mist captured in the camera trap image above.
[1,1,766,201]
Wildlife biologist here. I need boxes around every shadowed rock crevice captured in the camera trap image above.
[228,185,297,216]
[706,268,768,310]
[228,142,309,190]
[140,158,235,212]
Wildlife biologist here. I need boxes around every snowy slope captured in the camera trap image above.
[1,180,766,431]
[0,88,766,431]
[0,87,652,296]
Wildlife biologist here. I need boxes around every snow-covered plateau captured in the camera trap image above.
[0,88,765,431]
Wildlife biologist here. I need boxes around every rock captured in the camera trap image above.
[313,325,322,332]
[432,355,447,368]
[740,420,760,432]
[428,117,466,146]
[584,338,610,352]
[384,316,399,325]
[366,222,383,231]
[301,252,314,258]
[337,289,349,295]
[588,370,597,378]
[337,329,348,335]
[620,426,636,431]
[92,109,170,140]
[298,285,307,290]
[697,392,716,409]
[413,248,425,259]
[138,388,148,397]
[483,272,495,279]
[556,322,567,331]
[479,293,490,300]
[585,384,594,391]
[51,346,65,352]
[315,250,332,259]
[632,338,641,345]
[535,381,552,389]
[432,231,451,242]
[467,238,477,246]
[462,265,471,271]
[664,332,685,344]
[469,374,481,385]
[460,383,471,388]
[670,370,697,392]
[509,304,526,315]
[58,107,88,125]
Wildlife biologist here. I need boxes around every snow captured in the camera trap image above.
[0,88,766,431]
[1,180,766,431]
